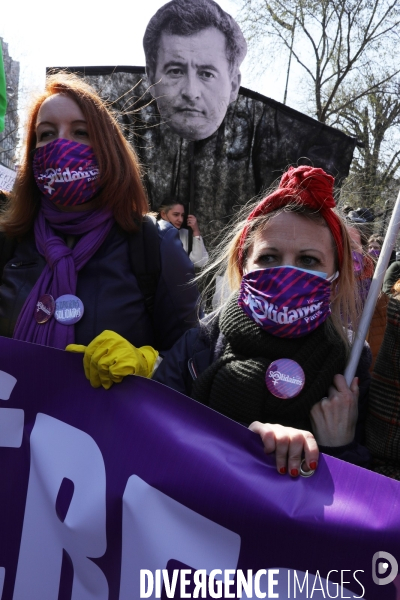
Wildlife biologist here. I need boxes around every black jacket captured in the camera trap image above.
[154,316,372,467]
[0,220,199,352]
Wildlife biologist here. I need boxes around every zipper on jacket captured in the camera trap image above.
[10,261,37,268]
[188,358,198,380]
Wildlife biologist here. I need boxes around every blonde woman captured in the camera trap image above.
[154,166,371,475]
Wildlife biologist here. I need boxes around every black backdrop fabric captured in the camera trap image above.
[49,66,357,248]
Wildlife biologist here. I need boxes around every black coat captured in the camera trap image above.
[154,316,372,467]
[0,220,199,352]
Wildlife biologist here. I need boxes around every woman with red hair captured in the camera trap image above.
[152,165,371,475]
[0,73,199,359]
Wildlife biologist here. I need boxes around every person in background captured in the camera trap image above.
[366,280,400,481]
[383,259,400,295]
[159,202,209,268]
[347,222,374,306]
[367,234,384,260]
[367,233,396,266]
[0,73,200,384]
[346,226,389,371]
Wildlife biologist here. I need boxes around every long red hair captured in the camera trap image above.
[0,72,149,236]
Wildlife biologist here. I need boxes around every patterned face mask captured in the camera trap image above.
[368,249,380,259]
[352,251,364,273]
[238,266,336,338]
[33,138,100,206]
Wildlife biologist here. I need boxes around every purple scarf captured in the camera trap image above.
[13,197,114,349]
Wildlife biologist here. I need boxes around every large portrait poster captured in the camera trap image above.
[63,65,357,249]
[0,336,399,599]
[50,0,358,250]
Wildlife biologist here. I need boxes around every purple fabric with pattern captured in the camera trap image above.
[238,266,332,338]
[352,250,364,273]
[33,138,100,206]
[369,249,380,259]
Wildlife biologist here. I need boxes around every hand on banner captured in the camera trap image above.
[310,375,358,447]
[66,330,159,389]
[248,422,319,477]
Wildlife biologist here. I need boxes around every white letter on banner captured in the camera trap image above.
[237,569,253,597]
[0,369,17,400]
[254,570,267,598]
[140,569,154,598]
[119,475,241,600]
[180,569,192,598]
[140,571,154,598]
[13,413,108,600]
[208,570,223,598]
[0,370,24,449]
[224,569,235,598]
[163,570,179,598]
[268,569,279,598]
[193,570,207,598]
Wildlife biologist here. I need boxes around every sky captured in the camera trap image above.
[0,0,294,118]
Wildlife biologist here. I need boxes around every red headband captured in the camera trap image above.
[238,166,343,274]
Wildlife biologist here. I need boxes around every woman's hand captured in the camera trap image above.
[310,375,358,447]
[187,215,201,237]
[248,422,319,477]
[66,330,158,389]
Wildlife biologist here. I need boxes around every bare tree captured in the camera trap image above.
[236,0,400,123]
[335,75,400,206]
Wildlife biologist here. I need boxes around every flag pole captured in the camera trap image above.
[344,189,400,386]
[0,39,7,133]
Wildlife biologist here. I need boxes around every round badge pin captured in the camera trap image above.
[35,294,55,324]
[265,358,305,399]
[54,294,84,325]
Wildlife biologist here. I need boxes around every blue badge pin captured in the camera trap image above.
[54,294,84,325]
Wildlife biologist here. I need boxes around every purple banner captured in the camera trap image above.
[0,336,399,599]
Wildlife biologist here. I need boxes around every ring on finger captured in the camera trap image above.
[300,458,316,478]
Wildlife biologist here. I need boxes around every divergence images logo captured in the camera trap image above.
[372,551,398,585]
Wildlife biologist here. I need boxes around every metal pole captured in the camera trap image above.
[283,9,297,105]
[380,199,390,236]
[187,141,195,255]
[344,188,400,385]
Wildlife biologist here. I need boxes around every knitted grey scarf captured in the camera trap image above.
[192,294,347,430]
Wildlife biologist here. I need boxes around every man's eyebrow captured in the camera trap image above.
[162,61,220,73]
[162,60,187,70]
[197,64,219,72]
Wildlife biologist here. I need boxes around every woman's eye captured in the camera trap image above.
[257,254,276,264]
[75,129,88,137]
[300,256,318,266]
[39,131,54,140]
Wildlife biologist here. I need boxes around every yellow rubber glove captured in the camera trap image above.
[66,330,159,390]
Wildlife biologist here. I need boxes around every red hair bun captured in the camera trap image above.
[238,166,343,272]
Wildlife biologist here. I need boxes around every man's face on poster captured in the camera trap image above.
[149,27,241,141]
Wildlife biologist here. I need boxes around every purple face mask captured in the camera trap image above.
[352,250,364,273]
[33,138,100,206]
[238,266,333,338]
[368,249,380,259]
